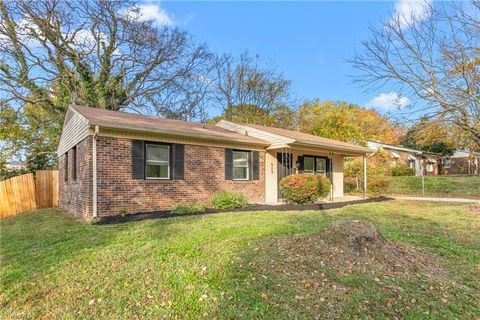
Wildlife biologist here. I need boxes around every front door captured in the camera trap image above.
[277,152,293,200]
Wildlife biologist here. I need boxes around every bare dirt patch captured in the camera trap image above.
[250,220,456,318]
[273,220,447,279]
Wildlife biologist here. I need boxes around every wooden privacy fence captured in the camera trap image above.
[36,170,59,208]
[0,170,59,219]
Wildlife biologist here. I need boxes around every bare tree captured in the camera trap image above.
[351,1,480,148]
[0,0,213,120]
[213,52,291,115]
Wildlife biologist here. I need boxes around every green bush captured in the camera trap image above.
[317,175,332,198]
[367,177,390,196]
[279,174,320,204]
[391,166,415,176]
[344,176,360,193]
[171,203,206,215]
[211,192,248,209]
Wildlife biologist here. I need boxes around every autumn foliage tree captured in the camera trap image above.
[297,100,403,145]
[400,117,457,156]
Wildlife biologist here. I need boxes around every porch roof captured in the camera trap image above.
[217,120,374,156]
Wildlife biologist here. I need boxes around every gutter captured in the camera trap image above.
[92,125,99,218]
[292,141,374,155]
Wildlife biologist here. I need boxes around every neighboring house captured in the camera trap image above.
[57,105,372,219]
[5,161,26,171]
[442,150,480,175]
[366,141,440,176]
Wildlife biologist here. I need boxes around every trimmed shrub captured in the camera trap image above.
[317,175,332,198]
[279,174,320,204]
[171,203,206,215]
[391,166,415,176]
[367,177,391,196]
[211,192,248,209]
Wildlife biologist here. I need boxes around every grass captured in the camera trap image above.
[1,201,479,319]
[387,175,480,199]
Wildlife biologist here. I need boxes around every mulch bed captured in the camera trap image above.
[94,196,393,225]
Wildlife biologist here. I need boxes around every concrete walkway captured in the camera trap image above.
[392,196,480,204]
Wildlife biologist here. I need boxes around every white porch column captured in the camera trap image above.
[363,155,367,198]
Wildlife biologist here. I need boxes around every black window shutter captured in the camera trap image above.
[326,158,333,181]
[248,152,253,180]
[64,152,68,182]
[72,146,77,180]
[132,140,145,179]
[225,149,233,180]
[252,151,260,180]
[297,156,304,173]
[172,144,185,180]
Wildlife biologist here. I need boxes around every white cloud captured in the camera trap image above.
[366,92,411,111]
[0,17,43,47]
[124,3,174,26]
[391,0,432,29]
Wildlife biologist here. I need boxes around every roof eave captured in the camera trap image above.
[368,141,424,154]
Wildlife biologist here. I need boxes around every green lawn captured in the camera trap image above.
[387,175,480,199]
[1,201,479,319]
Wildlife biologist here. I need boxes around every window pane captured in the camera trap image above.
[146,164,169,178]
[316,158,326,174]
[233,151,248,167]
[233,166,248,180]
[304,157,314,172]
[146,144,169,162]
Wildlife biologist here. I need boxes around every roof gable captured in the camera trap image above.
[57,107,90,156]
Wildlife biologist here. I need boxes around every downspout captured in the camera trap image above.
[92,125,99,218]
[329,152,334,201]
[363,155,367,198]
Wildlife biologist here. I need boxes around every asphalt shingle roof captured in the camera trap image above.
[72,105,270,146]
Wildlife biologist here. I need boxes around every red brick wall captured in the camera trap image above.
[59,136,92,219]
[59,135,265,217]
[443,157,480,175]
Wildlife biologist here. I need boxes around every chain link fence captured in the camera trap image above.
[345,175,480,199]
[386,175,480,199]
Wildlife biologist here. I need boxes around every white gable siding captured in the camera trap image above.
[216,120,293,147]
[57,107,90,156]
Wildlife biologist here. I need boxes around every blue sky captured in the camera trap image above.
[138,0,428,117]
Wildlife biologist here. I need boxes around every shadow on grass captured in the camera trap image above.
[95,196,394,225]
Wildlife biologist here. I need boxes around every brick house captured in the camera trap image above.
[442,150,480,175]
[57,105,372,219]
[366,141,441,176]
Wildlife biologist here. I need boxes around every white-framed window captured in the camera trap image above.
[233,151,250,180]
[303,156,327,176]
[315,158,327,176]
[444,159,451,168]
[409,160,416,169]
[145,144,170,179]
[303,157,315,173]
[426,163,434,172]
